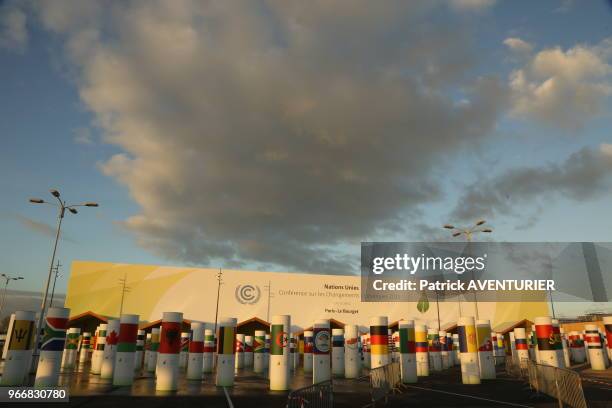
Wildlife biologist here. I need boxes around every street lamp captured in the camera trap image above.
[0,273,24,320]
[443,219,493,319]
[29,189,98,365]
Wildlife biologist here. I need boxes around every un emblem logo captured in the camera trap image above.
[235,284,261,305]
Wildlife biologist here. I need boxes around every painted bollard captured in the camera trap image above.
[179,332,189,370]
[344,325,360,379]
[399,320,417,383]
[245,335,254,368]
[370,316,389,369]
[253,330,266,373]
[509,332,517,365]
[476,319,495,379]
[100,319,120,380]
[446,333,455,366]
[1,311,35,386]
[114,314,139,386]
[134,329,145,371]
[147,328,160,372]
[144,333,151,371]
[264,333,270,370]
[91,324,107,374]
[535,316,560,367]
[187,322,204,380]
[35,307,70,387]
[458,316,480,385]
[514,328,529,368]
[156,312,183,390]
[415,324,429,376]
[289,333,296,371]
[569,331,585,363]
[235,333,245,370]
[452,333,460,366]
[551,319,565,368]
[560,328,571,368]
[270,315,290,390]
[61,328,80,370]
[303,330,314,373]
[313,319,331,384]
[216,317,238,387]
[604,316,612,361]
[427,328,441,371]
[497,333,506,364]
[439,330,449,369]
[332,328,345,377]
[202,328,214,374]
[392,331,400,362]
[362,334,371,369]
[584,324,606,370]
[79,332,91,364]
[528,330,537,362]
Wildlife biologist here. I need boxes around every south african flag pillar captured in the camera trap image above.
[313,319,331,385]
[156,312,183,390]
[458,316,480,384]
[369,316,388,369]
[399,320,417,383]
[1,311,36,386]
[253,330,266,374]
[114,314,139,386]
[216,317,237,387]
[35,307,70,387]
[535,316,560,367]
[269,315,290,390]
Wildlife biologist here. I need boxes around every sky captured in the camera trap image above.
[0,0,611,316]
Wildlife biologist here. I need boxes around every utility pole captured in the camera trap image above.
[213,269,223,336]
[264,280,273,322]
[49,260,61,308]
[118,273,130,316]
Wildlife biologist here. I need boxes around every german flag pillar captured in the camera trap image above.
[369,316,388,369]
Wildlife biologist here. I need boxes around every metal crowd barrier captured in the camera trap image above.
[505,357,587,408]
[286,380,333,408]
[366,361,403,407]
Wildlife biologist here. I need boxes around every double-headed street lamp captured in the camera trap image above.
[443,219,492,319]
[29,189,98,363]
[0,273,24,320]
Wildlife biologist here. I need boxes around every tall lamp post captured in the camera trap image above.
[0,273,24,320]
[29,189,98,364]
[49,260,61,308]
[443,219,492,320]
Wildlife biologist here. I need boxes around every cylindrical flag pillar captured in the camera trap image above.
[332,328,345,377]
[269,315,290,390]
[584,324,606,371]
[79,332,91,364]
[147,328,160,373]
[61,328,80,370]
[35,307,70,387]
[399,320,417,383]
[439,330,449,369]
[452,333,460,366]
[560,328,571,368]
[289,333,296,372]
[187,322,204,380]
[100,319,120,380]
[551,319,565,368]
[458,316,480,385]
[362,334,370,369]
[134,329,145,372]
[156,312,183,391]
[91,324,107,374]
[253,330,266,374]
[244,335,254,368]
[509,331,517,365]
[497,333,506,364]
[569,331,585,363]
[491,332,499,365]
[179,331,189,370]
[303,330,314,373]
[514,328,529,368]
[264,333,270,370]
[235,333,245,370]
[528,330,536,362]
[344,325,360,379]
[604,316,612,361]
[313,319,331,384]
[370,317,388,369]
[446,333,455,366]
[427,328,441,371]
[476,320,495,379]
[113,314,139,386]
[535,316,560,367]
[415,324,429,376]
[0,311,35,386]
[144,333,151,371]
[216,317,238,387]
[392,331,400,362]
[202,328,214,374]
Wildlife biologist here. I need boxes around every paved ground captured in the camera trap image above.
[2,362,610,407]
